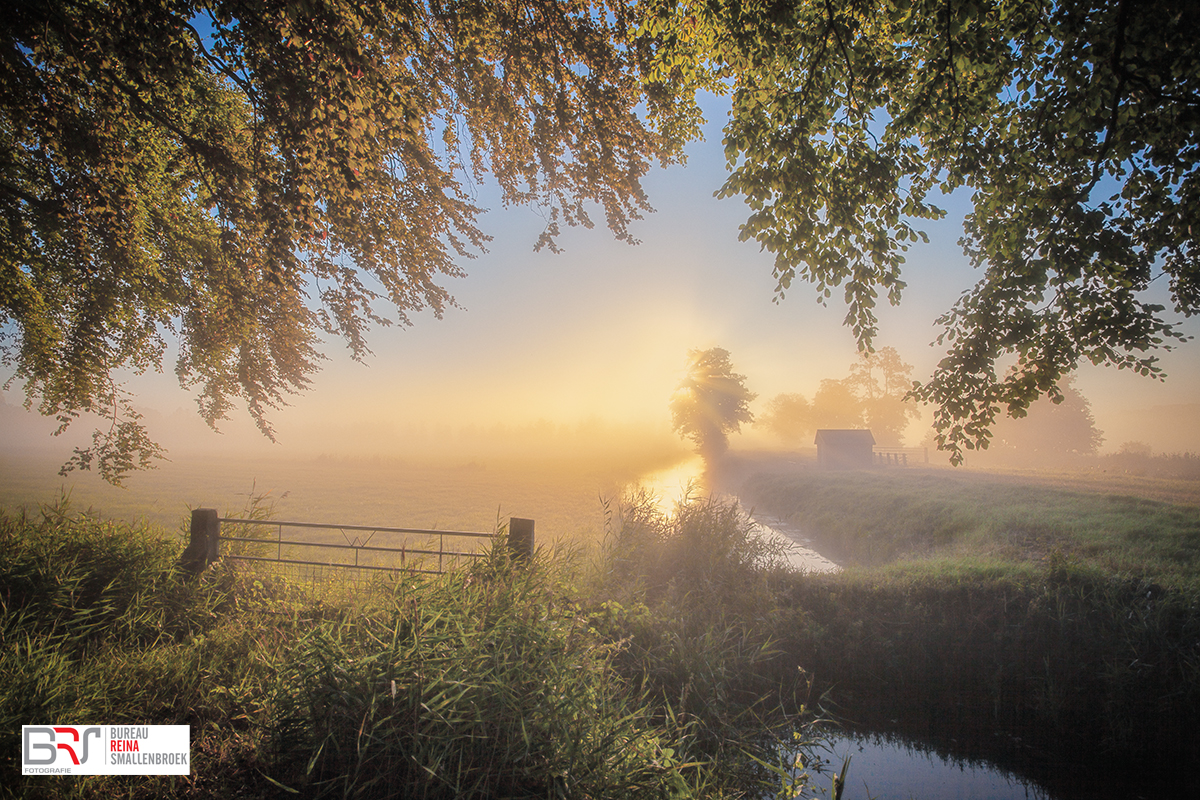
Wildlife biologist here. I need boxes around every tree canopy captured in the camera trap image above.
[669,347,755,460]
[1,0,684,482]
[641,0,1199,462]
[5,0,1199,479]
[757,393,812,446]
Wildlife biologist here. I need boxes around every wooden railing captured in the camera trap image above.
[873,447,929,466]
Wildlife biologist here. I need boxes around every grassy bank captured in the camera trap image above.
[740,465,1200,779]
[0,496,812,800]
[740,464,1200,576]
[7,464,1200,798]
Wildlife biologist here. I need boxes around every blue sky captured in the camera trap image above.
[271,94,1200,453]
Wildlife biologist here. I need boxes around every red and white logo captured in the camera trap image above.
[22,726,190,775]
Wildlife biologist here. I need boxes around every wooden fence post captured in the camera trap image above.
[508,517,535,563]
[178,509,220,576]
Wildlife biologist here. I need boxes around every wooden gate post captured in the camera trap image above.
[178,509,220,576]
[508,517,535,563]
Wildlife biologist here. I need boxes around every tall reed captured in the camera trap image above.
[2,497,819,799]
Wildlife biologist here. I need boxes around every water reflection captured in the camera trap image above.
[797,730,1053,800]
[743,510,841,574]
[636,456,841,573]
[636,455,709,514]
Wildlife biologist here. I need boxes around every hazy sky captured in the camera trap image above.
[5,94,1199,457]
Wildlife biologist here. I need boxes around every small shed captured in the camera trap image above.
[814,429,876,469]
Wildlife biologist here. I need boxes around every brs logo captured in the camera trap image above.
[23,726,102,766]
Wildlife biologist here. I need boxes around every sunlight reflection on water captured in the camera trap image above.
[636,455,840,574]
[636,455,709,515]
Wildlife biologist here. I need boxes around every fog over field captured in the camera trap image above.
[3,95,1198,491]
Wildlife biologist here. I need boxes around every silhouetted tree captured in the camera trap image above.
[844,348,921,446]
[760,346,918,446]
[670,348,755,460]
[810,379,865,431]
[980,376,1104,464]
[758,393,813,446]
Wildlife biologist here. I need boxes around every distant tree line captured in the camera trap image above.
[757,347,920,448]
[1100,443,1200,481]
[969,376,1104,465]
[674,345,1107,465]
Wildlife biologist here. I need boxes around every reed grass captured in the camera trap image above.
[1,493,817,799]
[586,492,808,769]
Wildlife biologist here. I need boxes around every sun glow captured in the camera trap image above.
[635,454,708,514]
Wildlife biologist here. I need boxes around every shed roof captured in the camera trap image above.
[813,429,876,447]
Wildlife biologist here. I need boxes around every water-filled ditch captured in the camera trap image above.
[787,717,1195,800]
[747,518,1064,798]
[634,461,1182,799]
[751,512,1180,800]
[791,729,1055,800]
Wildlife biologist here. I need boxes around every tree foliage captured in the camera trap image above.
[843,346,921,445]
[810,378,863,431]
[968,375,1104,465]
[0,0,684,482]
[6,0,1200,480]
[757,392,812,446]
[759,346,918,446]
[669,347,755,460]
[639,0,1199,463]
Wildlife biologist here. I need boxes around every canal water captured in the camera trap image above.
[637,455,841,573]
[637,457,1078,800]
[794,730,1056,800]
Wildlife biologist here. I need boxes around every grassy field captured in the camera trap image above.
[1,492,815,800]
[734,457,1200,792]
[0,448,688,545]
[734,455,1200,577]
[6,453,1200,797]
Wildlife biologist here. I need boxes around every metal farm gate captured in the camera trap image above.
[178,509,534,580]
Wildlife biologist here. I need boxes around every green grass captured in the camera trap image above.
[741,466,1200,579]
[1,494,814,800]
[739,465,1200,777]
[8,463,1200,798]
[770,558,1200,757]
